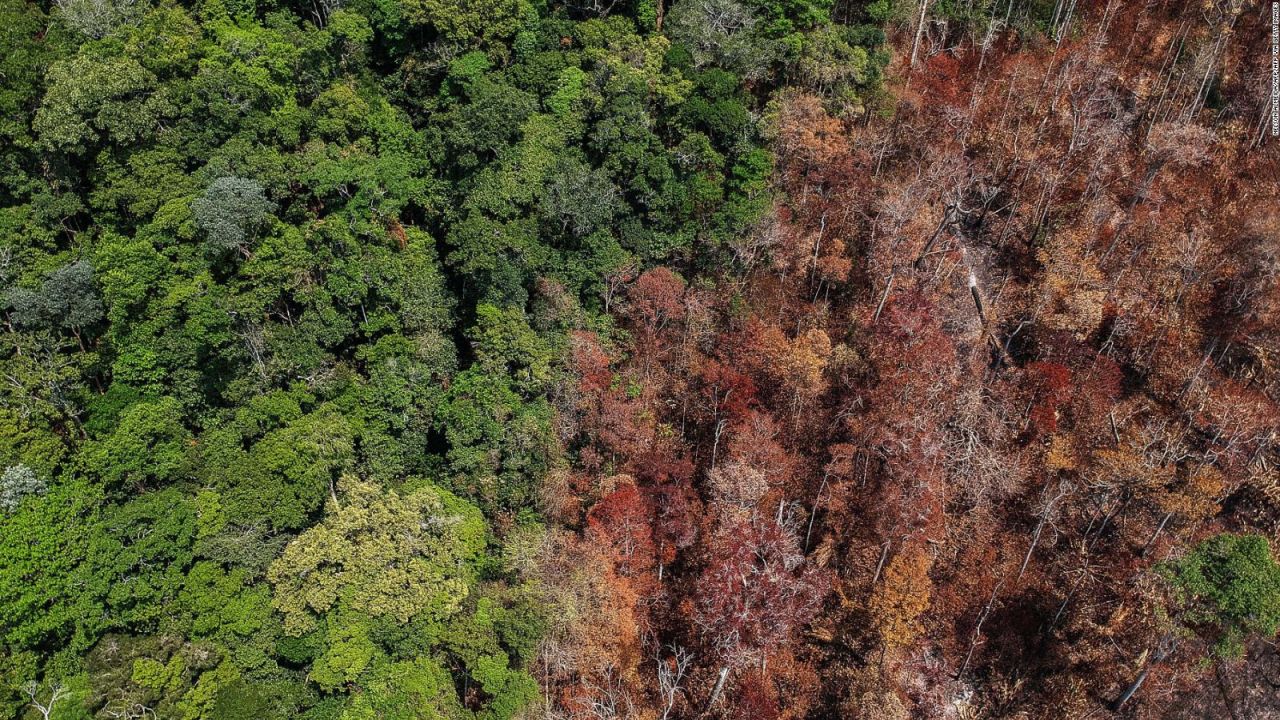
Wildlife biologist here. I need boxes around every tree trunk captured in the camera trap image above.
[1141,511,1173,557]
[1019,483,1066,579]
[909,0,930,74]
[873,274,894,324]
[871,541,891,587]
[958,577,1006,677]
[805,474,829,551]
[710,419,726,472]
[1113,638,1174,711]
[1112,665,1152,711]
[914,205,952,268]
[704,667,729,714]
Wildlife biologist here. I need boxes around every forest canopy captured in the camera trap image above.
[1,0,1278,718]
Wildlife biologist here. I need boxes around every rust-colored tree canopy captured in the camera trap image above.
[537,2,1280,719]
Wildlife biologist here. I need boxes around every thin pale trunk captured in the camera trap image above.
[975,0,1010,74]
[710,419,726,472]
[958,577,1006,677]
[1112,666,1152,711]
[805,475,829,551]
[808,213,827,286]
[1018,515,1047,580]
[914,206,952,268]
[871,541,891,587]
[1048,574,1082,632]
[1019,485,1066,579]
[704,667,729,714]
[1142,511,1173,556]
[1053,0,1077,44]
[542,646,550,710]
[873,274,894,323]
[908,0,930,75]
[1113,639,1173,711]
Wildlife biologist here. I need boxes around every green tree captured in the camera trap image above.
[191,176,274,257]
[540,157,620,238]
[401,0,533,46]
[0,464,46,512]
[78,488,197,631]
[33,52,169,153]
[666,0,774,78]
[351,656,466,719]
[82,397,190,491]
[470,304,553,392]
[1164,533,1280,659]
[267,475,485,635]
[54,0,145,39]
[438,369,556,513]
[8,260,104,343]
[0,477,101,654]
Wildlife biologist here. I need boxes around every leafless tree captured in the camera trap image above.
[23,681,70,720]
[580,668,638,720]
[655,645,694,720]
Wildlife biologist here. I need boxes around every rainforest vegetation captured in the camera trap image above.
[1,0,1278,717]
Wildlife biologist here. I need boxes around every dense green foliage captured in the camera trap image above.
[1164,534,1280,659]
[0,0,885,716]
